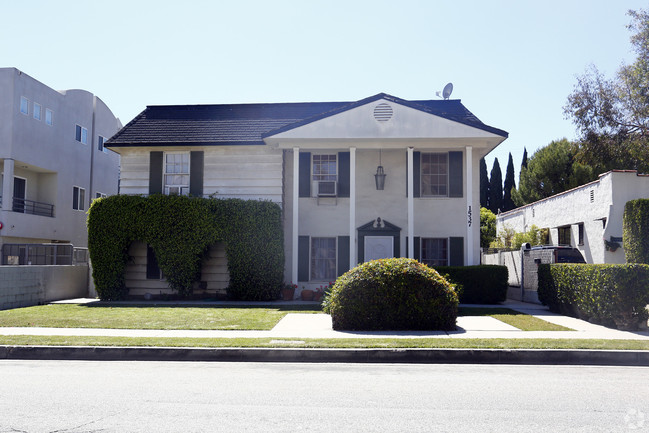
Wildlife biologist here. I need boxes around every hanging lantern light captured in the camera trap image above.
[374,148,386,190]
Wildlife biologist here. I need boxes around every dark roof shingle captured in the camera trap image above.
[106,93,507,147]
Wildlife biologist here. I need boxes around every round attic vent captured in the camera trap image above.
[373,103,393,122]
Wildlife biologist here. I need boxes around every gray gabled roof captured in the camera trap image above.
[106,93,507,148]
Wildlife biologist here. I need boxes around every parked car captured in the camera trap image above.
[530,245,586,263]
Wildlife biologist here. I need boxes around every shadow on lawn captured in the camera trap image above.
[81,302,322,312]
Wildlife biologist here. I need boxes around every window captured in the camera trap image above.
[33,103,41,120]
[73,186,85,210]
[146,245,164,280]
[20,97,29,115]
[421,238,448,266]
[45,108,53,125]
[578,223,584,246]
[312,154,337,181]
[164,152,190,195]
[311,237,336,280]
[558,226,571,246]
[421,153,448,197]
[75,125,88,144]
[95,192,106,199]
[98,135,106,152]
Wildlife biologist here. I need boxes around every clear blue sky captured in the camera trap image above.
[2,0,646,181]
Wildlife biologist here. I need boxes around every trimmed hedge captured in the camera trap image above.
[538,263,649,330]
[623,199,649,264]
[433,265,508,304]
[87,195,284,301]
[322,258,458,331]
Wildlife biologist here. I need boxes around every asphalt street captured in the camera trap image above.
[1,360,647,432]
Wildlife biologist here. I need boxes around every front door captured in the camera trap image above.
[364,236,394,262]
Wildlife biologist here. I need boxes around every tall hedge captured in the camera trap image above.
[87,195,284,301]
[623,199,649,263]
[538,263,649,330]
[433,265,508,304]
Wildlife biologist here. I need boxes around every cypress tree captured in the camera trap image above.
[479,158,489,208]
[502,153,516,212]
[521,147,528,169]
[489,158,503,214]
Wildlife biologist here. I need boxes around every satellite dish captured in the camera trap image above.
[442,82,453,99]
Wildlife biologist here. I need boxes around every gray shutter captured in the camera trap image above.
[149,151,163,195]
[449,151,463,198]
[338,152,350,198]
[406,152,421,197]
[299,152,311,198]
[405,236,421,260]
[298,236,310,281]
[337,236,350,276]
[449,237,464,266]
[189,151,204,197]
[146,245,160,279]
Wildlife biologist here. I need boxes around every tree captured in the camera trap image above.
[521,147,528,170]
[479,158,489,208]
[512,139,597,206]
[488,158,503,213]
[502,153,516,212]
[564,9,649,173]
[480,207,497,248]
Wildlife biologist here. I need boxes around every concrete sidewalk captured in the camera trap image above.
[0,299,647,341]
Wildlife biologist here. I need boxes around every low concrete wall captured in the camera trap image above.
[0,265,89,310]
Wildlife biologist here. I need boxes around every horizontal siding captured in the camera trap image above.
[118,147,282,201]
[124,241,229,296]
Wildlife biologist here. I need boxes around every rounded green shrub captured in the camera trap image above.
[322,258,458,331]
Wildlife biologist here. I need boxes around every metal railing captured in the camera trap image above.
[12,197,55,217]
[1,244,88,266]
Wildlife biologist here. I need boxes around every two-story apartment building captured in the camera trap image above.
[0,68,122,264]
[106,93,508,296]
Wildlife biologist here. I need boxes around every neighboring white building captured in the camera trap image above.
[496,170,649,264]
[0,68,122,262]
[106,93,508,296]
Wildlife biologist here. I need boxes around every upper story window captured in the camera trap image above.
[20,97,29,115]
[312,154,337,181]
[73,186,86,211]
[98,135,107,152]
[33,103,41,121]
[421,153,448,197]
[164,152,190,195]
[45,109,53,126]
[75,125,88,144]
[312,154,337,197]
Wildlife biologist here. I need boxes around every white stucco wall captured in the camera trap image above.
[496,171,649,264]
[0,68,121,249]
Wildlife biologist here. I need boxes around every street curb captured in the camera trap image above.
[1,346,648,366]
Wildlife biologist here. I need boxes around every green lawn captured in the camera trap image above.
[0,304,321,330]
[0,303,571,331]
[0,335,647,350]
[458,307,573,331]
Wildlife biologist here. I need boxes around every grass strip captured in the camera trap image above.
[0,336,648,350]
[459,307,573,331]
[0,304,321,330]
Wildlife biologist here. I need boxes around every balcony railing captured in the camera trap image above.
[11,197,55,217]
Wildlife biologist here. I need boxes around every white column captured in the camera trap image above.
[2,159,14,211]
[407,147,414,258]
[349,147,356,269]
[466,146,474,265]
[292,148,300,284]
